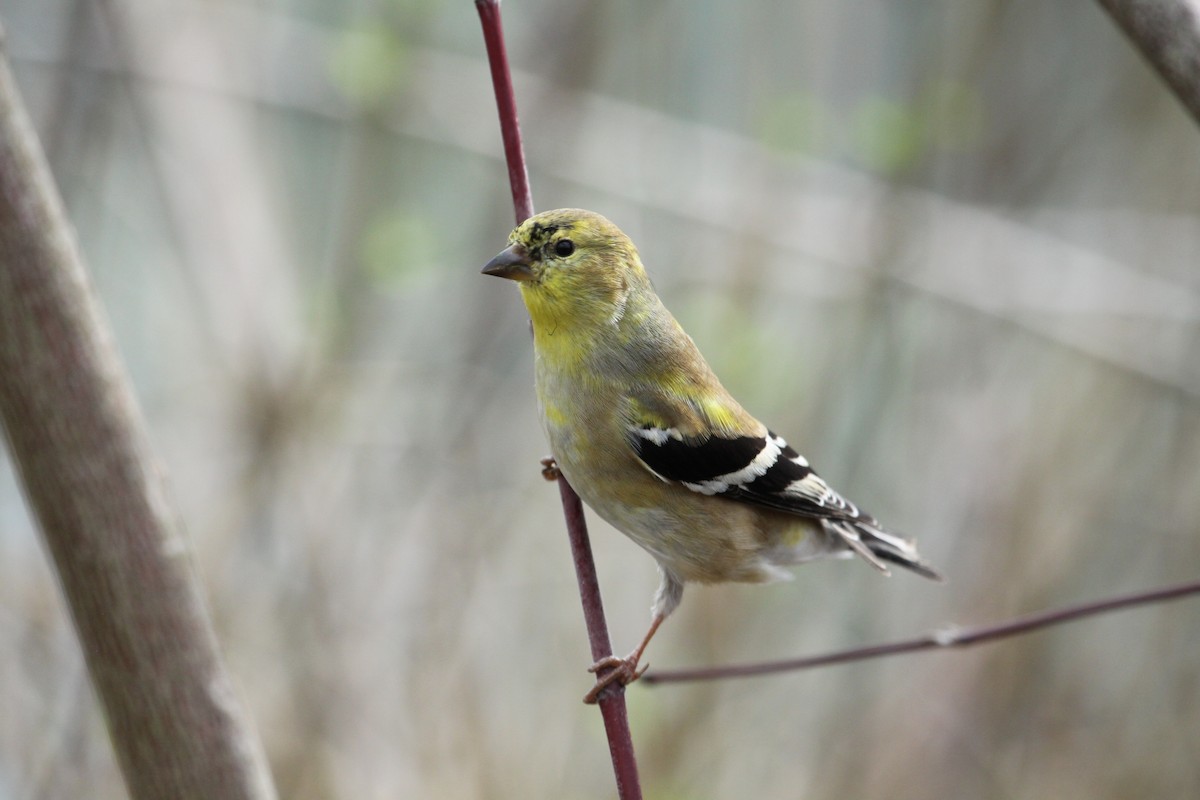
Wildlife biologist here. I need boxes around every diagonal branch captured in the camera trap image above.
[642,577,1200,685]
[1095,0,1200,127]
[0,35,276,800]
[474,2,642,798]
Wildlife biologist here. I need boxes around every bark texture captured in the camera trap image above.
[0,43,276,800]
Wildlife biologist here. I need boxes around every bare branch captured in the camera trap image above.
[1096,0,1200,126]
[474,2,642,797]
[643,578,1200,685]
[554,479,642,797]
[476,0,533,225]
[0,35,276,800]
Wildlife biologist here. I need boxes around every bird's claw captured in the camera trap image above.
[540,456,560,481]
[583,653,648,704]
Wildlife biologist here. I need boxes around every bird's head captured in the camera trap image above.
[482,208,649,332]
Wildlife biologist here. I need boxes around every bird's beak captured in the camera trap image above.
[481,244,535,282]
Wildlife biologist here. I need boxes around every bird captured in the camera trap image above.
[482,208,942,703]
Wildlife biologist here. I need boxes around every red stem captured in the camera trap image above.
[556,479,642,796]
[475,0,533,225]
[474,2,642,797]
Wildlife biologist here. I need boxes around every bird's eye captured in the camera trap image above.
[554,239,575,257]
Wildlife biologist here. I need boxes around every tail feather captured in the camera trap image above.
[828,520,944,582]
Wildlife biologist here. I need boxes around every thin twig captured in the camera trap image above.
[475,0,533,224]
[643,577,1200,685]
[474,3,642,797]
[555,479,642,796]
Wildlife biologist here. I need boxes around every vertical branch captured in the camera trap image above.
[555,480,643,797]
[1095,0,1200,127]
[0,40,277,800]
[475,0,533,224]
[474,2,642,798]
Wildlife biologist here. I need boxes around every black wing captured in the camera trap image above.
[627,424,869,523]
[627,422,944,580]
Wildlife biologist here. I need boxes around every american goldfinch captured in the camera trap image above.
[483,208,941,702]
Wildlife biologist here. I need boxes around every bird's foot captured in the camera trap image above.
[583,652,648,704]
[540,456,560,481]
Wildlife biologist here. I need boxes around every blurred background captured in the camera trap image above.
[2,0,1199,797]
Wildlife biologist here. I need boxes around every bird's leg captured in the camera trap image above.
[540,456,560,481]
[583,612,665,704]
